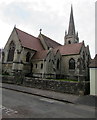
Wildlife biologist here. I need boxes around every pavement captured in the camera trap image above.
[1,83,97,108]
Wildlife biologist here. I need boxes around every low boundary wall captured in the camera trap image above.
[2,75,90,95]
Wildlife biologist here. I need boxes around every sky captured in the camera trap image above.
[0,0,96,58]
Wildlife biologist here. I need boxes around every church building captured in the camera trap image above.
[2,6,91,81]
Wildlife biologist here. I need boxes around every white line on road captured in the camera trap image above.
[40,98,58,103]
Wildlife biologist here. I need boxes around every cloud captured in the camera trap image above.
[0,2,31,24]
[0,0,96,58]
[95,1,97,55]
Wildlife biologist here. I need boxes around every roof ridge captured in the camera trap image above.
[56,42,83,48]
[15,27,38,40]
[41,33,61,45]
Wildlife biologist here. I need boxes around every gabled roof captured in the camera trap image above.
[55,42,83,55]
[15,28,44,51]
[32,42,83,60]
[40,34,61,48]
[32,48,60,60]
[89,54,97,68]
[11,28,84,57]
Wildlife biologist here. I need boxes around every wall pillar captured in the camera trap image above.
[90,68,97,96]
[12,49,24,74]
[4,51,8,63]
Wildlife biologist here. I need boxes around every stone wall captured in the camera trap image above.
[2,63,13,74]
[2,75,90,95]
[32,60,44,74]
[61,43,90,81]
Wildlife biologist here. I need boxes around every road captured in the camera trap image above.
[2,88,96,118]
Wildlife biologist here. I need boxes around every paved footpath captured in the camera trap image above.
[1,83,97,109]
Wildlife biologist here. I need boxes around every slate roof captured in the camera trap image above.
[41,34,61,48]
[54,42,83,55]
[32,50,48,60]
[32,42,83,60]
[14,27,84,59]
[15,28,44,51]
[89,54,97,68]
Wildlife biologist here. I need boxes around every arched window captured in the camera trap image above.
[31,63,33,68]
[36,64,37,68]
[68,40,71,44]
[83,52,85,60]
[2,51,5,62]
[69,58,75,69]
[41,63,43,69]
[26,52,31,62]
[7,41,15,62]
[57,59,60,70]
[83,52,85,69]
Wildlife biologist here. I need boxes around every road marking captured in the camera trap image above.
[40,98,58,103]
[1,106,18,115]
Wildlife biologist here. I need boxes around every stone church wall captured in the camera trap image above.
[44,50,55,75]
[80,45,90,80]
[32,60,44,78]
[20,48,35,75]
[3,29,22,63]
[55,50,62,76]
[61,54,80,77]
[2,63,13,74]
[23,63,31,75]
[60,43,90,81]
[44,49,61,78]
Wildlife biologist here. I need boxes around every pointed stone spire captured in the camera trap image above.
[68,5,75,35]
[64,5,79,45]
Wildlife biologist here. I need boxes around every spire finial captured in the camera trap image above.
[77,31,78,36]
[65,30,67,35]
[14,24,16,28]
[68,5,75,35]
[39,29,42,34]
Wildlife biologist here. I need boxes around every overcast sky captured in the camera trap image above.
[0,0,96,58]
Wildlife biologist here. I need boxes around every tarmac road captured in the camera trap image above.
[2,88,96,118]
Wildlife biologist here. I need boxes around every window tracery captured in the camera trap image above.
[26,52,31,62]
[7,41,15,62]
[69,58,75,69]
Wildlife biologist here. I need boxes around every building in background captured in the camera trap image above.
[1,6,91,81]
[89,54,97,96]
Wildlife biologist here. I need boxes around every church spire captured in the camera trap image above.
[68,5,75,35]
[64,5,79,45]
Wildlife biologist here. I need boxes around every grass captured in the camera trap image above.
[47,78,78,82]
[56,79,78,82]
